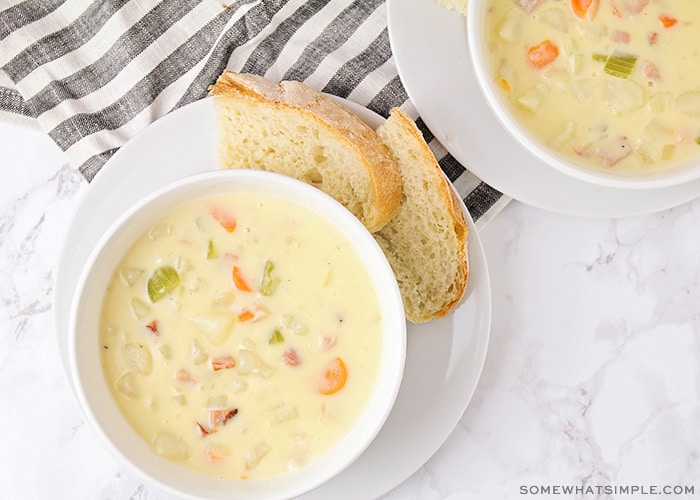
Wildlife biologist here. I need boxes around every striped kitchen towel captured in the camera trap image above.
[0,0,508,226]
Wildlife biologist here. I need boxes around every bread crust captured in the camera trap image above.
[209,71,467,323]
[375,108,469,322]
[209,70,402,232]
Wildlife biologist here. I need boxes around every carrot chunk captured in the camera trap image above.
[232,266,252,292]
[209,206,237,232]
[317,357,347,395]
[659,14,677,28]
[205,449,225,463]
[571,0,598,19]
[526,40,559,68]
[237,309,255,322]
[237,304,268,323]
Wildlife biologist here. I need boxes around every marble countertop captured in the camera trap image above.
[2,119,699,499]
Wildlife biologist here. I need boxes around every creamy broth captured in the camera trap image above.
[99,193,382,480]
[484,0,700,173]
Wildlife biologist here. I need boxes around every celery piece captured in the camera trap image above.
[206,240,217,259]
[695,137,700,145]
[592,53,608,62]
[268,329,285,345]
[147,266,180,302]
[260,260,280,296]
[603,53,637,79]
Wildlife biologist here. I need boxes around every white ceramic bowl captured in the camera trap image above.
[467,0,700,190]
[69,169,406,500]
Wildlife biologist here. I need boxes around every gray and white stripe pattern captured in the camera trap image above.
[0,0,504,223]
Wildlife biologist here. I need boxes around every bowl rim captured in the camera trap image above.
[68,169,407,500]
[466,0,700,191]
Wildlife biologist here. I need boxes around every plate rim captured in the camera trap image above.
[53,95,492,499]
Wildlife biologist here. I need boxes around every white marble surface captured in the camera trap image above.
[1,119,699,499]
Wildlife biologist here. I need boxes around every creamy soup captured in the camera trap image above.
[483,0,700,173]
[99,192,383,480]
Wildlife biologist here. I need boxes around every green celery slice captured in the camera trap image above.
[147,266,180,302]
[260,260,280,296]
[268,329,285,345]
[206,240,217,259]
[603,53,637,79]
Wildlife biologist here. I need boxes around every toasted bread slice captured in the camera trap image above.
[209,70,402,232]
[375,108,469,323]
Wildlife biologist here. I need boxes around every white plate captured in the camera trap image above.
[387,0,700,217]
[54,97,492,499]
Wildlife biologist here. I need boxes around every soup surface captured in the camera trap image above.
[99,192,383,480]
[483,0,700,173]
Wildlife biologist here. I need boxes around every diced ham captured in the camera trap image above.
[176,368,197,384]
[611,30,630,43]
[197,422,213,437]
[209,408,238,427]
[643,61,660,82]
[145,320,160,335]
[319,335,337,351]
[211,354,236,371]
[516,0,542,14]
[281,348,301,367]
[647,32,658,45]
[612,0,649,17]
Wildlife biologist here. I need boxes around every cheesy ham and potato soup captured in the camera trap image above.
[484,0,700,173]
[98,192,383,480]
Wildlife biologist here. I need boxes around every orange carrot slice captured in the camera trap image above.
[526,40,559,68]
[659,14,677,28]
[237,304,268,323]
[237,309,255,322]
[317,357,347,395]
[205,448,225,463]
[571,0,598,18]
[232,266,252,292]
[209,206,236,232]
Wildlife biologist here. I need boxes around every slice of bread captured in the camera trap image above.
[209,70,402,232]
[375,108,469,323]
